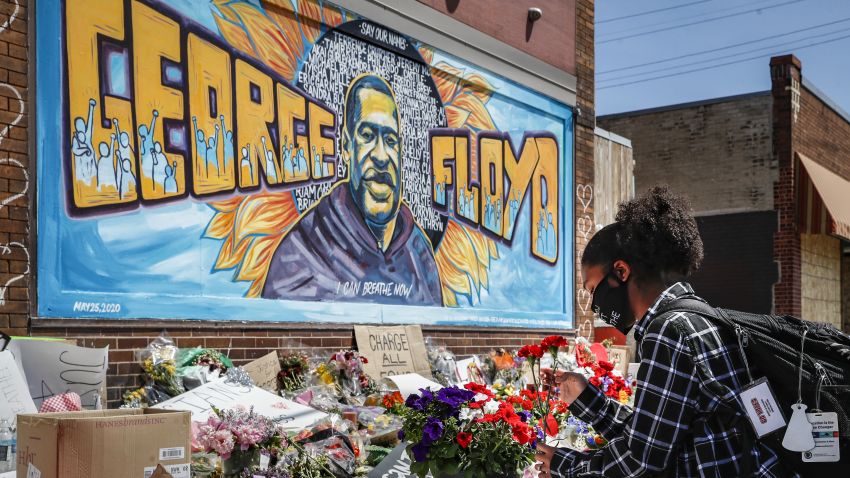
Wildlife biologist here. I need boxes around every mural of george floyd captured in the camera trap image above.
[40,0,573,327]
[1,0,596,405]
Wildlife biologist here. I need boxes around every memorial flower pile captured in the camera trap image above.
[195,406,280,460]
[588,360,632,404]
[319,350,379,397]
[399,384,536,478]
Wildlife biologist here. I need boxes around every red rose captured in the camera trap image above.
[541,335,568,350]
[598,360,614,372]
[528,345,544,358]
[360,356,369,364]
[464,382,493,398]
[511,422,534,445]
[539,414,559,437]
[521,399,533,411]
[456,431,473,448]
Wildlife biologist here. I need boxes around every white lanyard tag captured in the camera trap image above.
[802,412,840,462]
[739,378,786,438]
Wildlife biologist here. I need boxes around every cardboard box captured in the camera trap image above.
[16,409,191,478]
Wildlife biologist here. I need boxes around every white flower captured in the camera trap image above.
[459,407,483,422]
[483,400,500,415]
[474,393,489,402]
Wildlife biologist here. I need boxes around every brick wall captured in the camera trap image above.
[772,54,850,317]
[842,251,850,333]
[598,93,775,214]
[771,55,803,317]
[800,233,842,327]
[573,0,596,338]
[1,0,594,408]
[0,0,30,337]
[32,320,572,406]
[417,0,576,74]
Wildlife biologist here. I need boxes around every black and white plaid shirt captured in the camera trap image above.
[550,282,799,478]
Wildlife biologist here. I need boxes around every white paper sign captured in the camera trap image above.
[455,356,484,384]
[153,380,327,429]
[0,351,37,427]
[6,340,108,409]
[384,373,443,399]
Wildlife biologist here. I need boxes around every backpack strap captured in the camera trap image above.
[651,296,757,476]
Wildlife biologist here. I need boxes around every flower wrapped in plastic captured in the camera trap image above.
[278,352,310,394]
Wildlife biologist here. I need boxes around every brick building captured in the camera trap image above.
[0,0,598,406]
[599,55,850,333]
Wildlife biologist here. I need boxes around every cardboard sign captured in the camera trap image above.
[153,380,327,429]
[6,340,108,410]
[368,443,433,478]
[0,350,37,427]
[242,351,281,392]
[354,326,432,380]
[607,346,631,376]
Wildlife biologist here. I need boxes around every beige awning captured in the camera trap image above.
[797,153,850,241]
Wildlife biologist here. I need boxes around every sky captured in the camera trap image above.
[596,0,850,116]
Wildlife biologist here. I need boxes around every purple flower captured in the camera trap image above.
[435,387,475,409]
[405,388,435,411]
[405,393,425,411]
[398,429,406,441]
[411,442,430,462]
[518,410,532,423]
[422,417,444,444]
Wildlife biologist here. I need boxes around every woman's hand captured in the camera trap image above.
[541,369,588,403]
[535,442,556,476]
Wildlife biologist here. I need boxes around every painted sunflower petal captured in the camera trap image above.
[431,62,464,104]
[212,11,258,59]
[203,210,236,240]
[228,2,298,79]
[445,105,471,129]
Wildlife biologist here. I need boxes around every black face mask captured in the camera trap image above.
[591,270,635,335]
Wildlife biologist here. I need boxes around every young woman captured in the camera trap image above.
[536,186,797,477]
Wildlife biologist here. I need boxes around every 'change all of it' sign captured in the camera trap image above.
[354,325,432,380]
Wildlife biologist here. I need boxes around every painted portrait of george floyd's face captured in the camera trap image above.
[342,75,402,226]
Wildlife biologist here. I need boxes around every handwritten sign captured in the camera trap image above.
[354,326,431,380]
[6,340,108,409]
[0,351,37,427]
[153,380,326,429]
[368,443,433,478]
[242,351,281,392]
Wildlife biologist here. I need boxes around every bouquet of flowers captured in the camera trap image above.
[122,336,184,406]
[278,352,310,393]
[482,349,523,388]
[426,342,460,386]
[588,360,632,404]
[195,406,280,461]
[400,384,536,478]
[328,350,378,397]
[381,391,405,415]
